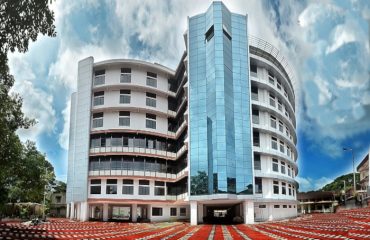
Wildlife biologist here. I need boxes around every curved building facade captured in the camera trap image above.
[66,1,298,224]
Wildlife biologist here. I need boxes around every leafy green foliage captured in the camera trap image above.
[0,0,56,206]
[320,173,360,193]
[190,171,209,195]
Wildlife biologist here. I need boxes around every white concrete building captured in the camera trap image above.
[66,2,298,224]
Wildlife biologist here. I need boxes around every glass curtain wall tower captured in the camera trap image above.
[66,1,298,225]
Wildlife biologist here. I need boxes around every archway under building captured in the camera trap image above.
[203,203,243,224]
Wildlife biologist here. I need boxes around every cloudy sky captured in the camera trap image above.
[8,0,370,192]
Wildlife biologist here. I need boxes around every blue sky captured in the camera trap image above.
[7,0,370,192]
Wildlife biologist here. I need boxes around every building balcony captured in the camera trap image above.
[88,167,188,182]
[89,144,187,161]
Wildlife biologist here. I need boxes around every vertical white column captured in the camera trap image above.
[197,203,204,223]
[70,202,75,219]
[132,204,138,222]
[80,201,89,221]
[268,203,273,221]
[243,200,254,224]
[76,203,80,220]
[147,204,152,221]
[190,201,198,225]
[66,203,70,218]
[103,203,109,221]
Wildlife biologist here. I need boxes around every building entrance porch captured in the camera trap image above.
[89,203,149,222]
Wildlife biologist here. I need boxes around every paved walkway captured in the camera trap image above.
[1,207,370,239]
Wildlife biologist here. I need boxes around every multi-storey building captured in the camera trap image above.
[66,2,298,225]
[356,149,370,205]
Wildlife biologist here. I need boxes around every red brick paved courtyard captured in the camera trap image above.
[1,207,370,239]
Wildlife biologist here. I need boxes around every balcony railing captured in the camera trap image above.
[94,75,105,86]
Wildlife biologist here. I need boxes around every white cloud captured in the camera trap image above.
[296,176,333,192]
[326,23,357,54]
[313,76,333,105]
[59,99,71,150]
[8,55,57,143]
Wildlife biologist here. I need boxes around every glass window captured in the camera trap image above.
[146,92,156,107]
[154,181,165,196]
[250,64,257,77]
[279,121,284,132]
[277,80,282,90]
[139,180,150,195]
[252,109,259,124]
[273,180,279,194]
[94,69,105,86]
[270,115,277,128]
[120,68,131,83]
[281,161,286,174]
[170,208,177,216]
[122,179,134,195]
[278,99,283,111]
[259,205,266,208]
[254,153,261,170]
[120,90,131,104]
[288,165,291,176]
[288,184,292,196]
[222,27,231,40]
[146,72,157,87]
[283,205,287,208]
[287,146,291,157]
[251,86,258,101]
[271,137,278,150]
[286,126,290,138]
[269,93,276,107]
[280,141,285,153]
[106,179,117,194]
[272,159,279,172]
[282,182,286,195]
[152,207,163,216]
[253,131,260,147]
[205,25,214,42]
[268,71,274,85]
[274,205,280,208]
[146,113,156,129]
[180,208,186,216]
[93,91,104,106]
[92,112,103,128]
[255,177,262,194]
[119,111,130,126]
[90,179,101,194]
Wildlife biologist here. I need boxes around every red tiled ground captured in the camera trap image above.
[1,207,370,239]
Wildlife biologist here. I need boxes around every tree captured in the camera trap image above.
[0,0,56,206]
[7,141,55,203]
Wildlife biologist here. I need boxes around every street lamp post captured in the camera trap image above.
[343,147,356,197]
[343,180,346,205]
[42,168,48,221]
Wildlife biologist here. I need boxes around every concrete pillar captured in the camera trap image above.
[322,205,325,213]
[66,203,70,218]
[76,203,80,220]
[243,200,254,224]
[147,204,152,222]
[103,203,109,221]
[190,201,198,225]
[132,204,138,222]
[80,202,89,221]
[197,203,204,224]
[70,202,75,219]
[268,203,273,221]
[308,205,311,213]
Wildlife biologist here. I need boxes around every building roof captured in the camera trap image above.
[357,153,369,171]
[297,191,335,201]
